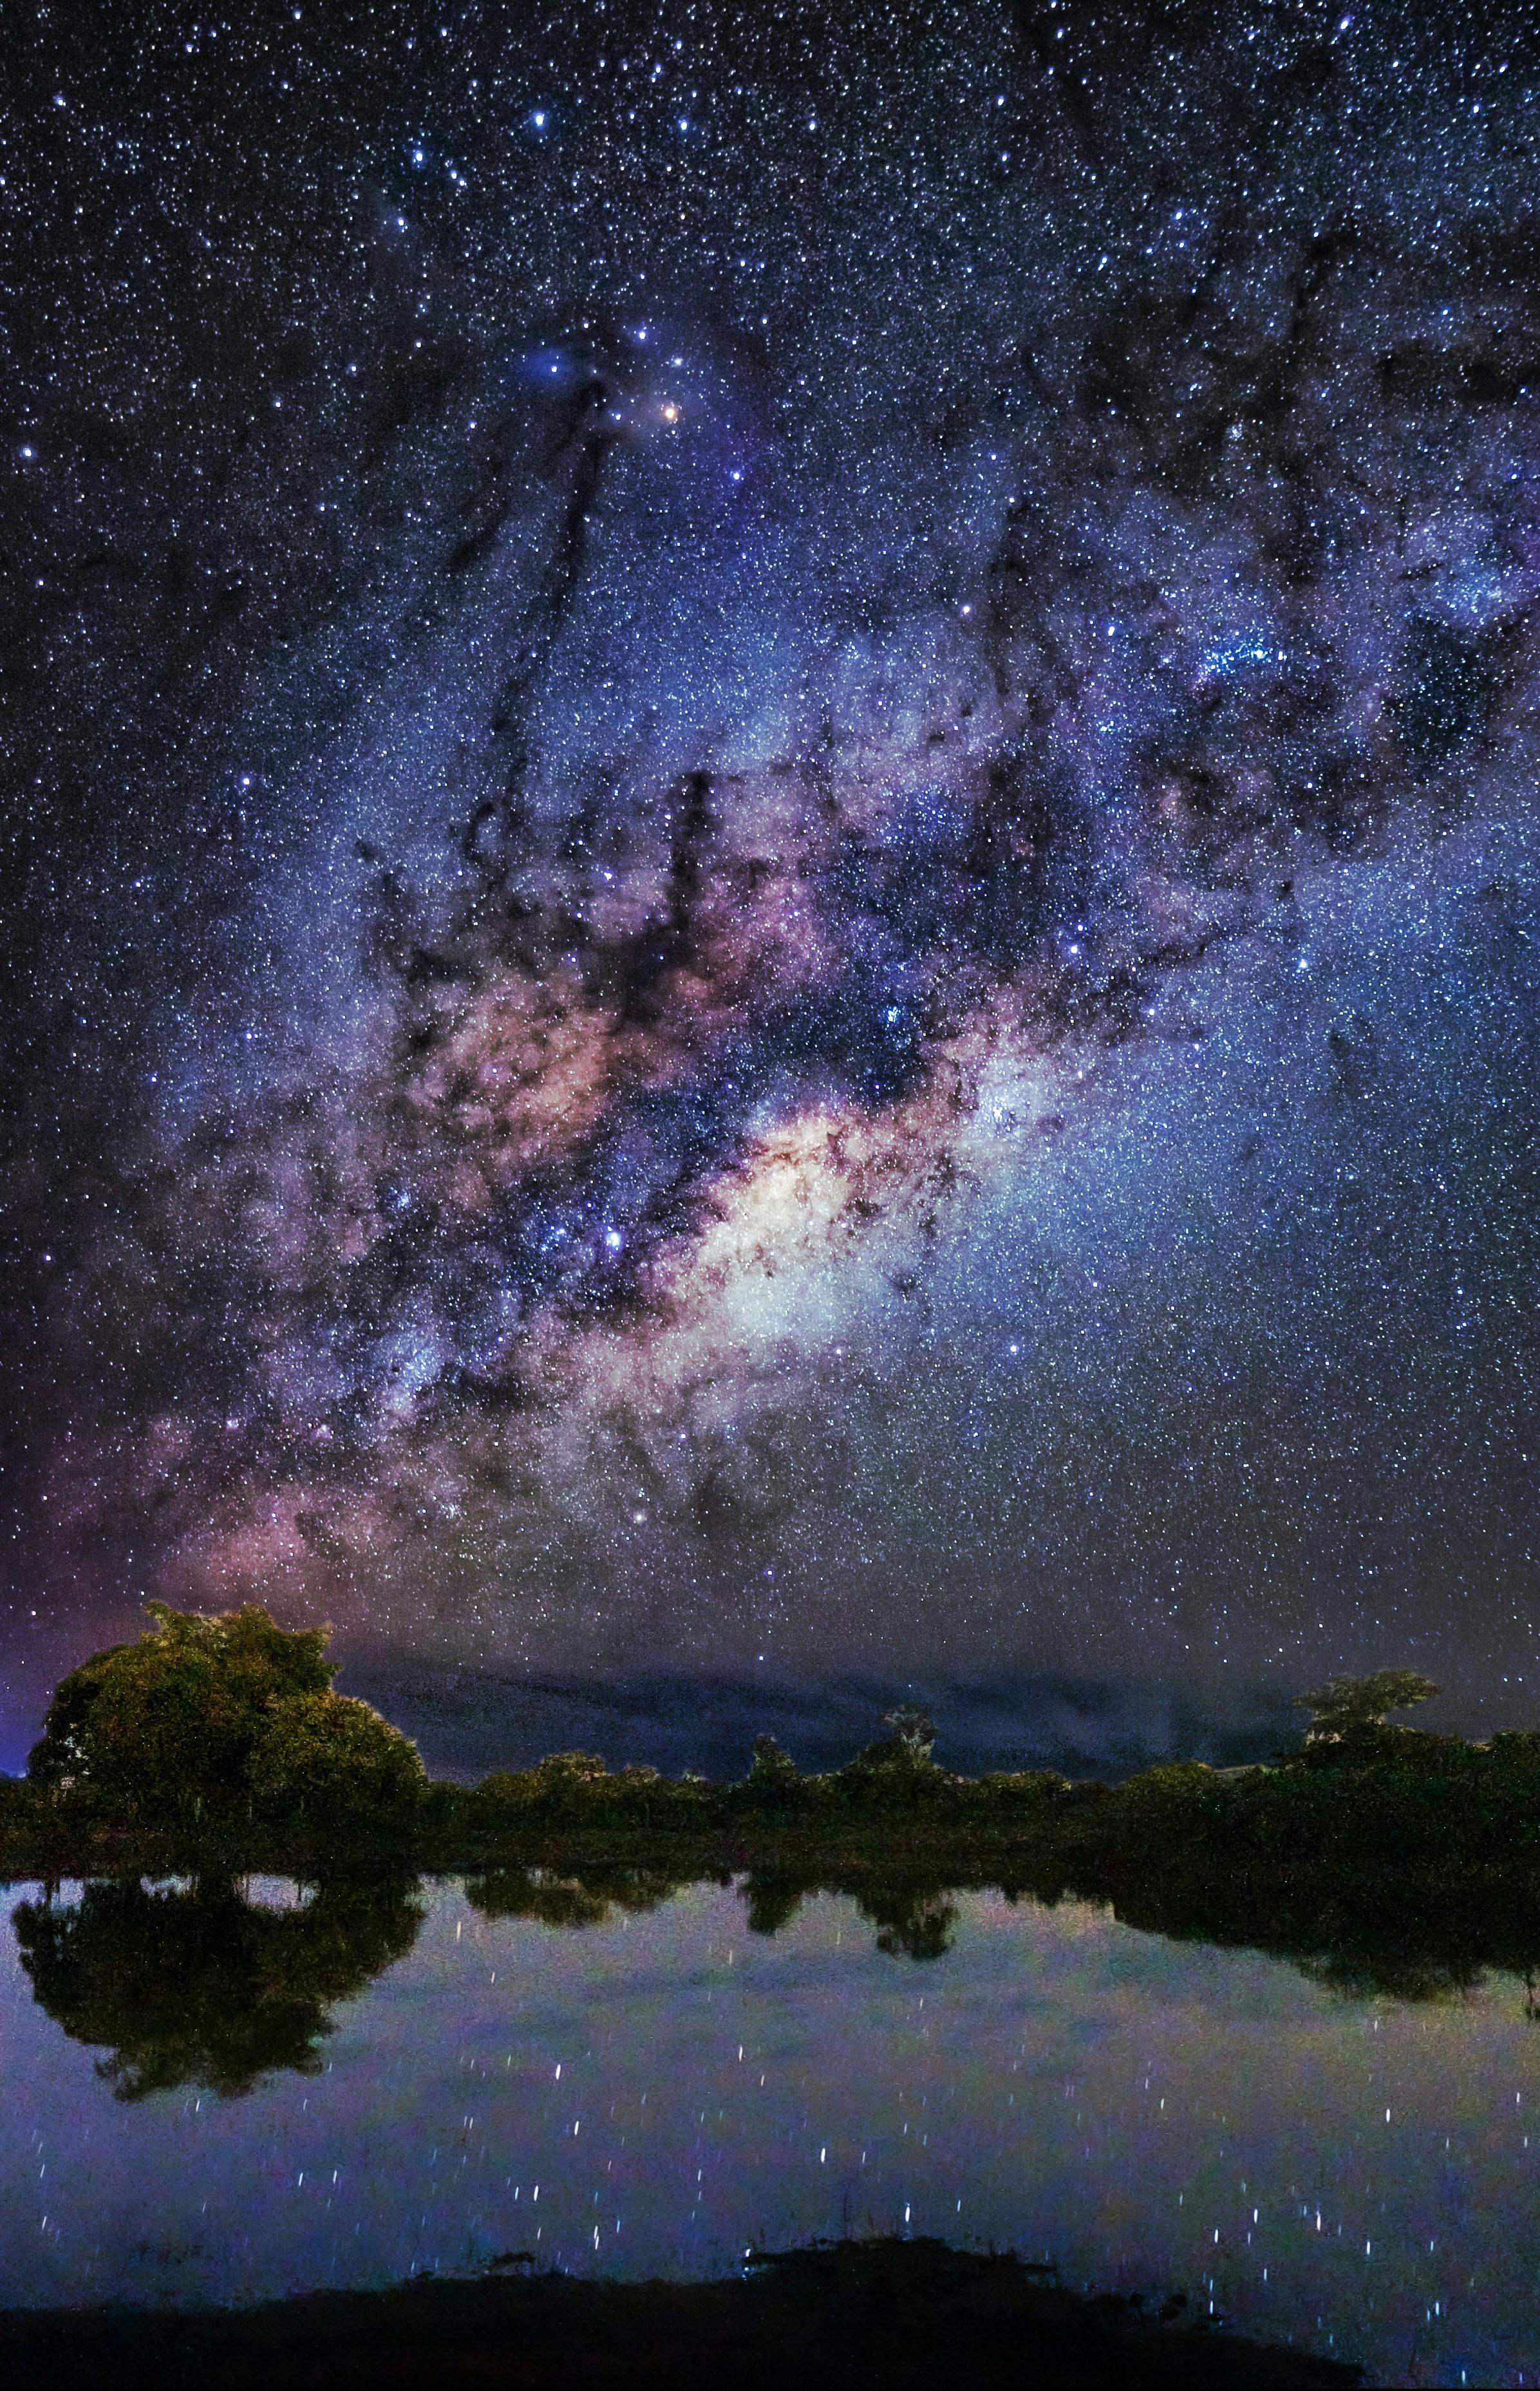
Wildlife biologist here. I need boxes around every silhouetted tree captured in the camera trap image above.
[834,1708,946,1802]
[741,1734,803,1805]
[884,1707,937,1761]
[1295,1671,1441,1746]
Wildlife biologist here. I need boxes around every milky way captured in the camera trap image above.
[6,1,1540,1750]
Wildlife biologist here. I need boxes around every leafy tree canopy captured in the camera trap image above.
[840,1707,943,1787]
[885,1706,937,1759]
[27,1602,424,1832]
[1295,1670,1441,1742]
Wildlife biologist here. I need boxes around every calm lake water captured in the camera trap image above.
[3,1871,1538,2386]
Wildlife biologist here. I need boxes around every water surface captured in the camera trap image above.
[4,1871,1537,2386]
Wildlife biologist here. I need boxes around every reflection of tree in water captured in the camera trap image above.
[740,1873,957,1960]
[463,1864,959,1962]
[852,1882,958,1962]
[463,1866,681,1929]
[1296,1947,1487,2005]
[1033,1864,1540,2012]
[14,1875,424,2100]
[738,1858,1540,1996]
[742,1871,807,1938]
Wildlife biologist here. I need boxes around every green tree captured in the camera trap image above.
[249,1691,427,1830]
[884,1706,937,1762]
[27,1602,424,1833]
[742,1734,802,1804]
[1295,1670,1441,1746]
[836,1707,944,1799]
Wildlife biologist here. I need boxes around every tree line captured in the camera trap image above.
[13,1606,1540,1882]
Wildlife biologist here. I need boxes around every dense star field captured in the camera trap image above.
[5,0,1540,1765]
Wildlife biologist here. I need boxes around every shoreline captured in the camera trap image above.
[10,1823,1540,2009]
[0,2236,1363,2389]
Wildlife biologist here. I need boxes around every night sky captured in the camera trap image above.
[5,0,1540,1768]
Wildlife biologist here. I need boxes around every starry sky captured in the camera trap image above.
[5,0,1540,1765]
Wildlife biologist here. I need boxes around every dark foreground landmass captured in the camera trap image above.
[0,2238,1361,2390]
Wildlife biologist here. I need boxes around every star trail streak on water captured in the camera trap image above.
[5,0,1540,1732]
